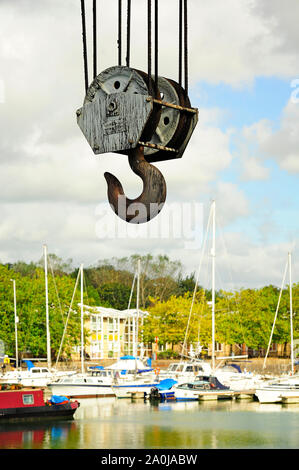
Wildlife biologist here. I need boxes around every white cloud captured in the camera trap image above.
[0,0,298,288]
[242,100,299,174]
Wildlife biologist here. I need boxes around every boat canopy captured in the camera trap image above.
[156,379,177,391]
[22,360,35,371]
[105,357,151,372]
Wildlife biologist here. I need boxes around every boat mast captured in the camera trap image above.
[80,264,84,374]
[136,258,141,357]
[289,252,294,375]
[211,200,216,372]
[10,279,18,369]
[43,244,51,369]
[263,256,288,370]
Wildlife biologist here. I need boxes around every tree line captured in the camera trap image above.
[0,254,297,359]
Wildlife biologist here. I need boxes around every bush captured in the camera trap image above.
[157,350,180,359]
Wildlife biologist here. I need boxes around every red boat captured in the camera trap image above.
[0,387,80,422]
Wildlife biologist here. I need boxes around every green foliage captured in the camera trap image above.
[157,350,180,359]
[0,254,297,361]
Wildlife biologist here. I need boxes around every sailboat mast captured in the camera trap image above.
[43,245,51,369]
[289,252,294,375]
[80,264,84,374]
[136,259,140,357]
[211,201,216,372]
[10,279,18,369]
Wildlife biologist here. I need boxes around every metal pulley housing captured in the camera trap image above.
[76,66,161,155]
[143,76,198,163]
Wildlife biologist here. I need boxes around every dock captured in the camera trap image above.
[281,395,299,404]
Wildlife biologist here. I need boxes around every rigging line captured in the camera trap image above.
[216,218,247,345]
[154,0,158,91]
[178,0,183,86]
[47,256,65,326]
[118,0,122,66]
[147,0,153,95]
[80,0,89,92]
[183,0,188,94]
[55,268,81,366]
[126,0,131,67]
[181,203,213,357]
[263,256,289,370]
[93,0,97,78]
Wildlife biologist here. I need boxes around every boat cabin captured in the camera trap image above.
[164,362,208,375]
[0,389,45,409]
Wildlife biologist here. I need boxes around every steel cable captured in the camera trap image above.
[80,0,89,92]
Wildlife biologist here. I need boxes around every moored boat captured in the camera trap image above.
[255,375,299,404]
[0,387,79,422]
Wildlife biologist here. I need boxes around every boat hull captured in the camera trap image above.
[0,402,79,423]
[48,383,115,398]
[255,388,299,404]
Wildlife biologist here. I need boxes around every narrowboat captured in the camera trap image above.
[0,387,80,422]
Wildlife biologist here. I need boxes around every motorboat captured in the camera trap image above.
[158,361,211,381]
[149,375,230,402]
[212,363,265,391]
[111,375,161,399]
[47,371,116,398]
[0,360,76,388]
[255,375,299,403]
[48,356,154,398]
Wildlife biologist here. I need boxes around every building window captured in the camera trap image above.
[215,342,223,352]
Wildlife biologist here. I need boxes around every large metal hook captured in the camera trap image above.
[104,146,167,224]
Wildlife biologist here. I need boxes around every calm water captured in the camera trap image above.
[0,398,298,449]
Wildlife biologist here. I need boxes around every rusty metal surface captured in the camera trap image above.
[144,77,198,163]
[104,146,166,224]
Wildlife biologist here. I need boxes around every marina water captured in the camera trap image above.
[0,397,298,449]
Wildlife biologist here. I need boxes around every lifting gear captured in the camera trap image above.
[77,0,198,223]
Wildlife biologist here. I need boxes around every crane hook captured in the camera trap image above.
[104,146,167,224]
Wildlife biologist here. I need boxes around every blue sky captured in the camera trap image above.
[189,77,298,249]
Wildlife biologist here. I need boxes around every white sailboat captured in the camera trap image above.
[255,252,299,404]
[162,201,264,391]
[0,245,76,387]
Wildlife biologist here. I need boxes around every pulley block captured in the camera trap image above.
[76,65,161,155]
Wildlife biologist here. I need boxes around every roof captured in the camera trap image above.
[81,304,149,319]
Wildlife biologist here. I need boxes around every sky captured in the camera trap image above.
[0,0,298,291]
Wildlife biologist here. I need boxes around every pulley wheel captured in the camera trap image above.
[144,77,193,163]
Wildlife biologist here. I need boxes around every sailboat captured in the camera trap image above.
[49,262,156,398]
[255,252,299,404]
[0,245,76,387]
[160,201,265,392]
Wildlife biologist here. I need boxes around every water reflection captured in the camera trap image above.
[0,397,298,449]
[0,421,78,449]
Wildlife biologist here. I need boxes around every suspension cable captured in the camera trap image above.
[80,0,89,93]
[154,0,159,91]
[126,0,131,66]
[178,0,183,86]
[184,0,188,94]
[93,0,97,78]
[147,0,152,95]
[118,0,122,65]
